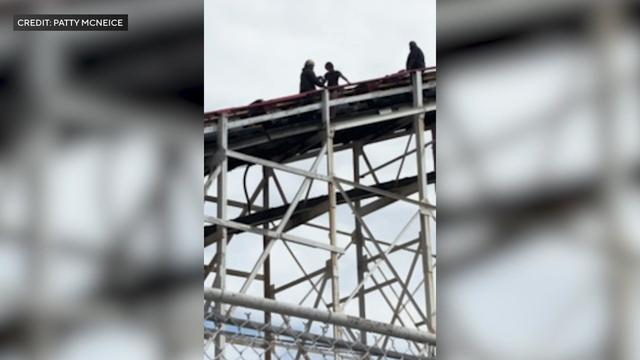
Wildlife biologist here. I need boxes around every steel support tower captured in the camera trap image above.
[204,69,436,359]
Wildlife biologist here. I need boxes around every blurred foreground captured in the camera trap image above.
[0,0,203,359]
[438,1,640,359]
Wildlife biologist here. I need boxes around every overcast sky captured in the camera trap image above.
[205,0,435,111]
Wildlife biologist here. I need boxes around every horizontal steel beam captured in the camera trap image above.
[205,216,344,254]
[227,149,331,182]
[205,80,435,133]
[335,175,434,209]
[206,314,431,360]
[205,174,434,245]
[226,268,264,281]
[273,267,326,294]
[227,149,434,209]
[206,102,321,133]
[326,279,398,308]
[205,288,436,344]
[204,196,264,212]
[366,239,421,263]
[329,85,412,106]
[332,103,435,132]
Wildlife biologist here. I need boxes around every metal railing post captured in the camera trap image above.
[323,89,342,354]
[412,71,436,333]
[213,115,228,358]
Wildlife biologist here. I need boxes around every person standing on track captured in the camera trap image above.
[299,59,325,93]
[406,41,426,70]
[323,62,351,87]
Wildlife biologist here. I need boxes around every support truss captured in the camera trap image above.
[204,69,436,359]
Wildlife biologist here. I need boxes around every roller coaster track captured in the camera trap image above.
[204,68,436,359]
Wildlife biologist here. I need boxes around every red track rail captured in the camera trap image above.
[204,67,435,125]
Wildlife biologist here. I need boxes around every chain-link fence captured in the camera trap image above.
[204,290,436,360]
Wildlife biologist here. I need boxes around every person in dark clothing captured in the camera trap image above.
[299,59,325,93]
[406,41,426,70]
[324,62,350,87]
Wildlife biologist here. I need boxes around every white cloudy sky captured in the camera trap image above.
[205,0,435,111]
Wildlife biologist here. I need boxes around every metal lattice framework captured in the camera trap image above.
[204,69,436,359]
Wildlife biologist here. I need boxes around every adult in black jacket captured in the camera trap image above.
[406,41,425,70]
[299,59,325,93]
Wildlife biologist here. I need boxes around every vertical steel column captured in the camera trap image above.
[214,115,228,357]
[412,71,436,333]
[263,166,273,360]
[323,89,342,346]
[431,123,436,175]
[591,4,628,359]
[353,142,368,345]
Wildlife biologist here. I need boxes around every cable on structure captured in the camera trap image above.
[243,164,253,214]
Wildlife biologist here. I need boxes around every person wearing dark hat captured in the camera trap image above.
[299,59,325,93]
[406,41,426,70]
